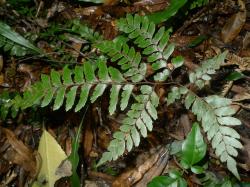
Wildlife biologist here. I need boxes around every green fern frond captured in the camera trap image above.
[167,87,242,179]
[97,85,159,166]
[189,51,227,89]
[71,20,103,43]
[186,92,242,179]
[117,14,184,81]
[10,58,134,115]
[97,37,146,82]
[166,51,241,179]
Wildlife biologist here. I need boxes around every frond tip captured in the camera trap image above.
[117,14,184,81]
[97,85,159,167]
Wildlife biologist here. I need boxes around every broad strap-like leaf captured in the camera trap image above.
[147,0,187,24]
[0,21,43,54]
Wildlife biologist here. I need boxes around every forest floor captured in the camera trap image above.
[0,0,250,186]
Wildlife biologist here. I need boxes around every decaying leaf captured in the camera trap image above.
[33,130,68,187]
[0,127,38,178]
[221,0,246,43]
[112,146,169,187]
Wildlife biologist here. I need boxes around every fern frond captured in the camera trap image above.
[10,58,134,115]
[185,92,242,179]
[117,14,184,81]
[185,91,243,178]
[97,37,146,82]
[166,51,241,178]
[97,85,159,166]
[189,51,227,89]
[167,86,242,178]
[71,20,103,43]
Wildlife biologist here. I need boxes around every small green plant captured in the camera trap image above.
[148,170,187,187]
[148,123,206,187]
[1,13,242,180]
[148,124,236,187]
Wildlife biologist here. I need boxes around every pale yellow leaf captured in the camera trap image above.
[33,130,67,187]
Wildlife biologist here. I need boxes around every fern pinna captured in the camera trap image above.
[5,15,242,178]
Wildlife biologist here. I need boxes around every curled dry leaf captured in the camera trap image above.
[83,118,94,158]
[238,137,250,171]
[0,127,38,178]
[112,146,169,187]
[134,148,169,187]
[242,32,250,49]
[221,0,246,43]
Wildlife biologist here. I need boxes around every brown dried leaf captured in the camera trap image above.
[112,146,169,187]
[0,127,38,178]
[221,0,246,43]
[83,120,94,158]
[242,32,250,49]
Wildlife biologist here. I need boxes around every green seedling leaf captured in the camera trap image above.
[148,171,187,187]
[147,176,177,187]
[68,110,87,187]
[181,122,207,168]
[187,35,208,48]
[225,72,245,81]
[33,130,68,187]
[191,165,204,174]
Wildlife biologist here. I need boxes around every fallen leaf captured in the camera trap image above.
[0,127,38,178]
[112,146,169,187]
[221,0,246,43]
[33,130,68,187]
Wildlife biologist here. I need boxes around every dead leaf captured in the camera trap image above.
[243,32,250,49]
[33,129,68,187]
[55,159,72,178]
[83,119,93,158]
[134,148,169,186]
[221,0,246,43]
[0,127,38,178]
[112,146,169,187]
